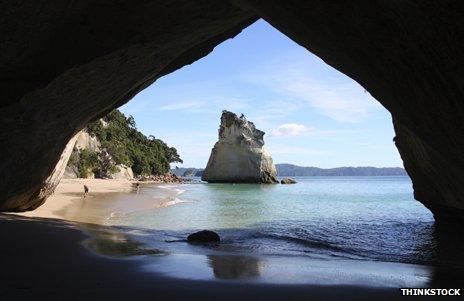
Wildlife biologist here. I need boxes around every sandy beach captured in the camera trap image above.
[16,178,187,225]
[18,178,137,220]
[2,178,460,300]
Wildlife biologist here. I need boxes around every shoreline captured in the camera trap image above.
[16,178,188,222]
[0,214,420,300]
[11,178,441,286]
[2,178,464,299]
[17,178,138,220]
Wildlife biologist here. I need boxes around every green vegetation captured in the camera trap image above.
[69,110,182,178]
[77,149,99,178]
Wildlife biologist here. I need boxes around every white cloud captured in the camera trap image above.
[275,76,373,122]
[271,123,314,137]
[245,99,303,130]
[244,51,383,123]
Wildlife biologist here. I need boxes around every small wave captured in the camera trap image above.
[251,232,350,253]
[157,185,185,195]
[126,229,151,236]
[158,197,189,208]
[105,211,126,220]
[208,228,367,260]
[175,189,185,195]
[157,185,178,190]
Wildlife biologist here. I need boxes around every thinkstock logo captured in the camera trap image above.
[400,288,461,296]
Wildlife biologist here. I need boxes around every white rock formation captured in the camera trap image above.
[202,111,278,183]
[74,129,101,152]
[62,129,99,179]
[29,132,80,209]
[63,129,134,180]
[63,165,78,179]
[109,164,134,180]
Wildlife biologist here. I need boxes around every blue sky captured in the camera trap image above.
[120,20,402,169]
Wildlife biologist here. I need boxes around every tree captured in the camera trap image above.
[77,149,100,178]
[71,109,182,176]
[127,115,136,129]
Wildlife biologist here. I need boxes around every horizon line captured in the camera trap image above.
[172,164,405,169]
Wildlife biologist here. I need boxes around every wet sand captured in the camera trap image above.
[17,178,181,224]
[18,179,137,220]
[0,214,423,301]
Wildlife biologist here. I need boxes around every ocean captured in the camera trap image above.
[83,176,464,286]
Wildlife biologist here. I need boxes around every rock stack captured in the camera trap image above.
[202,111,278,183]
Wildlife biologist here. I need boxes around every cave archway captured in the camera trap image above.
[1,1,464,223]
[121,19,401,174]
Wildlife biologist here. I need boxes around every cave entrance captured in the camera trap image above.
[63,21,435,271]
[119,19,402,173]
[3,1,462,224]
[84,19,433,225]
[4,3,464,292]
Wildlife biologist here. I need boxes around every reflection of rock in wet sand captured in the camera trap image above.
[208,255,264,279]
[82,226,164,257]
[422,225,464,287]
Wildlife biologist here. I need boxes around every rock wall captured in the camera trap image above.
[64,129,134,180]
[6,133,80,211]
[202,111,278,183]
[109,165,134,180]
[63,166,78,179]
[62,130,101,179]
[74,130,101,152]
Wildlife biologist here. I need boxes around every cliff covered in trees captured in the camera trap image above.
[67,110,182,178]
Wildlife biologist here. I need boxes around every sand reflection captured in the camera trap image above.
[82,226,164,257]
[207,255,264,279]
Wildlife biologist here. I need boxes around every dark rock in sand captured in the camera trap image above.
[281,178,297,184]
[187,230,220,243]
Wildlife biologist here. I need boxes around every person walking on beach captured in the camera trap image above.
[83,184,89,198]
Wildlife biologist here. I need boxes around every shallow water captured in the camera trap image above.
[80,176,464,286]
[105,177,436,262]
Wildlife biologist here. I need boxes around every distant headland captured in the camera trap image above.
[172,164,407,177]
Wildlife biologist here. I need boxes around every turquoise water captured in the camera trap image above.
[105,176,444,265]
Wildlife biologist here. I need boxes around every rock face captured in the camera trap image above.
[109,165,134,180]
[202,111,278,183]
[2,2,464,223]
[63,166,78,179]
[12,133,80,211]
[66,129,135,180]
[74,130,101,153]
[62,129,102,179]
